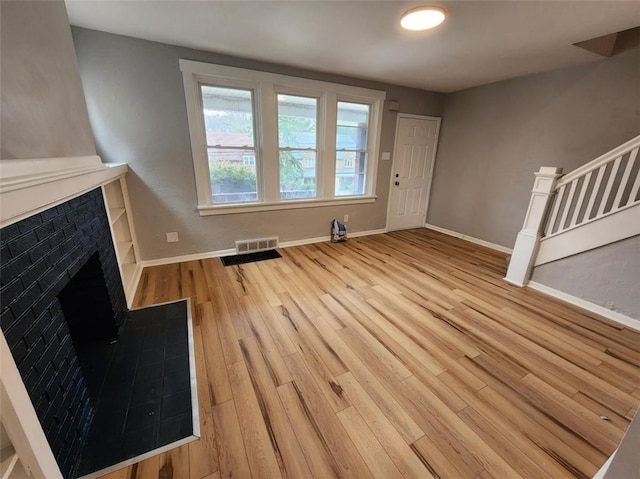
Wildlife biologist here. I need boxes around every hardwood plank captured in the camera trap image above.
[308,312,425,444]
[335,372,434,478]
[197,302,233,405]
[278,292,348,377]
[158,444,190,479]
[97,468,128,479]
[213,293,244,366]
[189,304,220,479]
[274,294,351,412]
[283,353,374,478]
[239,336,314,478]
[227,361,284,479]
[240,295,294,386]
[337,406,404,479]
[130,454,160,478]
[458,406,556,479]
[477,384,604,476]
[411,432,476,479]
[211,400,252,479]
[337,326,468,413]
[277,382,343,479]
[322,294,413,381]
[437,372,581,479]
[402,375,523,478]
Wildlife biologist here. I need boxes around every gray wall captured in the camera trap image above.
[604,409,640,479]
[429,40,640,249]
[1,0,95,160]
[531,236,639,320]
[71,27,443,260]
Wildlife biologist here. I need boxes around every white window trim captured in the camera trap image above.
[180,59,385,214]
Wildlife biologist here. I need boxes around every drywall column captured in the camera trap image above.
[505,167,562,286]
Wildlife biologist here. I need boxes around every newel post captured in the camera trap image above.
[505,167,563,287]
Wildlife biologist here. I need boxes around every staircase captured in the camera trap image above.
[506,134,640,286]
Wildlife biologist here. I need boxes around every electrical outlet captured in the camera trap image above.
[343,214,349,223]
[166,232,179,243]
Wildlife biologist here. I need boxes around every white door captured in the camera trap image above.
[387,115,440,231]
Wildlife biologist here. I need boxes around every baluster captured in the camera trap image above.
[569,171,592,228]
[557,180,576,233]
[628,148,640,205]
[613,148,638,210]
[546,184,565,235]
[596,156,622,217]
[584,165,606,221]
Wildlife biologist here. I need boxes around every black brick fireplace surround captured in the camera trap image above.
[0,188,128,478]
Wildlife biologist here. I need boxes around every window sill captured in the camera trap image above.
[197,196,377,216]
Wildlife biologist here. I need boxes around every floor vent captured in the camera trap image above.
[235,236,279,254]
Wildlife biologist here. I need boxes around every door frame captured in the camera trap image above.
[385,113,442,231]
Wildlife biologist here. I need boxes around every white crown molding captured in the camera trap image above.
[528,281,640,332]
[0,156,128,228]
[139,227,388,268]
[423,223,513,254]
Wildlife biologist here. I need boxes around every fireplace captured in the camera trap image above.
[0,188,127,478]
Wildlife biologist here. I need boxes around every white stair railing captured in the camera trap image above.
[544,136,640,239]
[506,134,640,286]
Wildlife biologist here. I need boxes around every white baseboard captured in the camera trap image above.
[424,223,513,254]
[139,228,388,268]
[592,450,616,479]
[528,281,640,332]
[141,247,236,268]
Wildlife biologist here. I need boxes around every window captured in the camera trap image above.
[336,102,369,196]
[180,60,386,214]
[278,94,318,200]
[201,85,257,204]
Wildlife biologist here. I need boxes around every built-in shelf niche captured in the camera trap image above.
[103,177,140,307]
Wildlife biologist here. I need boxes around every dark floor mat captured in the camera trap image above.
[76,300,195,478]
[221,249,282,266]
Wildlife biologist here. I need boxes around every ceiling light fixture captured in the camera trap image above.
[400,6,446,31]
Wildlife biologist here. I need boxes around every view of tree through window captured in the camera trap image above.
[336,102,369,196]
[201,85,258,203]
[277,95,318,199]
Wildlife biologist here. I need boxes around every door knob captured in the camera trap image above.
[394,181,400,186]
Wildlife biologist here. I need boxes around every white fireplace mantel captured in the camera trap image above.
[0,155,128,228]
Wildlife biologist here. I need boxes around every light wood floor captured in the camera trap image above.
[101,228,640,479]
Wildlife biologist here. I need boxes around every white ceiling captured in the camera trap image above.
[65,1,640,93]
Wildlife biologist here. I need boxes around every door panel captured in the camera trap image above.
[388,116,440,231]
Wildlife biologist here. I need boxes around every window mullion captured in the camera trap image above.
[323,92,337,199]
[259,82,279,203]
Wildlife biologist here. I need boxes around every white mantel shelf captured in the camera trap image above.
[0,156,128,228]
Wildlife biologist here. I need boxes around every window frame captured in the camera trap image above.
[180,59,386,215]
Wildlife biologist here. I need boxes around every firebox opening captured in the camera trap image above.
[58,250,119,403]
